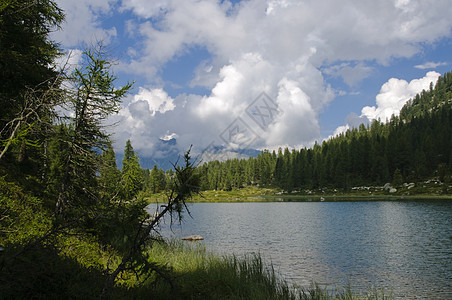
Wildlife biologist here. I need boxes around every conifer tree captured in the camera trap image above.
[98,143,121,199]
[53,45,133,217]
[120,140,144,200]
[0,0,64,168]
[149,164,166,193]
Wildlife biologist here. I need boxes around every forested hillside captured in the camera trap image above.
[198,71,452,192]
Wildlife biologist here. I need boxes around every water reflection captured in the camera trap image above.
[155,201,452,299]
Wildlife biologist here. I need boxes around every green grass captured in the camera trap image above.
[145,186,279,203]
[141,239,299,299]
[136,239,392,300]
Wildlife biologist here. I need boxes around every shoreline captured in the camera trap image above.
[187,195,452,203]
[146,187,452,203]
[191,186,452,202]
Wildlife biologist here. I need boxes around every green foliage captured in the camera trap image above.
[0,0,65,189]
[0,177,51,246]
[400,72,452,120]
[99,148,203,298]
[174,148,201,199]
[96,196,149,254]
[120,139,144,200]
[0,0,63,123]
[147,165,167,193]
[98,142,121,199]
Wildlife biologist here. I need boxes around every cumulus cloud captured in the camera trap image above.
[265,78,320,147]
[115,48,334,156]
[132,88,175,116]
[53,0,452,159]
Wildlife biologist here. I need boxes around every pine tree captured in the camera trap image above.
[149,165,166,193]
[121,140,144,200]
[0,0,63,137]
[0,0,64,174]
[98,143,121,199]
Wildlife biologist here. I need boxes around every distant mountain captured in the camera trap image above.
[118,138,261,170]
[199,145,261,164]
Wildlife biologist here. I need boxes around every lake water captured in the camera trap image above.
[151,200,452,299]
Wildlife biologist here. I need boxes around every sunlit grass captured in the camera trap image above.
[144,186,279,203]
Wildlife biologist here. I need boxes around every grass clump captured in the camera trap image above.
[141,239,300,299]
[137,240,392,300]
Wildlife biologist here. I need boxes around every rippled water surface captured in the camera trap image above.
[152,200,452,299]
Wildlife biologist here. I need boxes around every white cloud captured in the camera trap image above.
[190,60,221,89]
[52,49,83,72]
[52,0,118,47]
[414,61,448,69]
[161,132,178,141]
[54,0,452,158]
[346,112,370,128]
[265,78,320,147]
[132,88,175,116]
[114,47,334,156]
[330,124,350,138]
[266,0,290,15]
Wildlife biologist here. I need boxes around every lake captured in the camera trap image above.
[150,200,452,299]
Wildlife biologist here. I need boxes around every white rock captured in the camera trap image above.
[181,235,204,241]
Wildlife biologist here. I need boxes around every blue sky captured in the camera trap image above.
[52,0,452,161]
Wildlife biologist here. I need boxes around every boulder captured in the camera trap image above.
[181,235,204,241]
